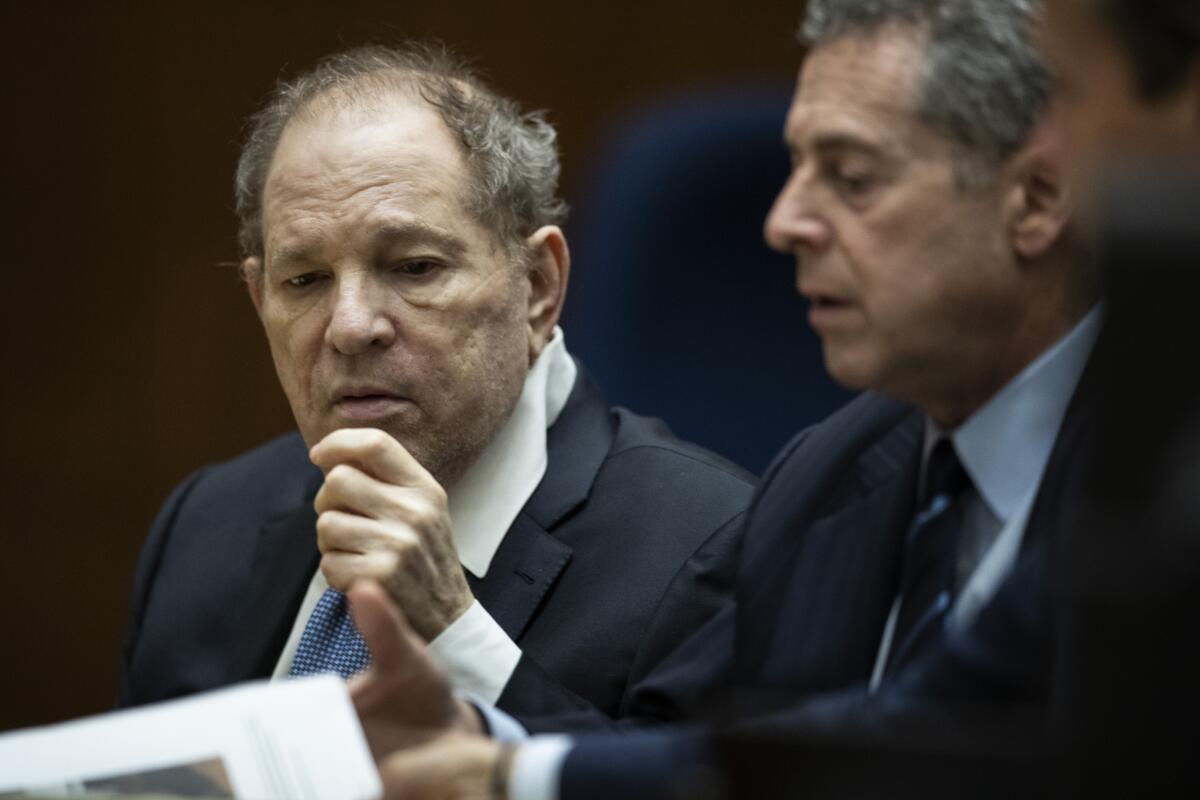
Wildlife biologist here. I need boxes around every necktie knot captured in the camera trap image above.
[921,438,968,508]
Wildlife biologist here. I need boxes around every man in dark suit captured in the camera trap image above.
[338,1,1105,797]
[119,42,754,725]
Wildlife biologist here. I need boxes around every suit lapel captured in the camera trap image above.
[227,475,322,682]
[470,513,573,639]
[754,410,923,689]
[522,365,614,528]
[471,366,615,641]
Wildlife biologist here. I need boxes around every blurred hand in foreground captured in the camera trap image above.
[347,580,484,759]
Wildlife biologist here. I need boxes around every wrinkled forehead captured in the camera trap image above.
[260,98,478,256]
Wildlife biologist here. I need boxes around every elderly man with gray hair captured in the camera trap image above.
[119,42,755,730]
[341,0,1101,796]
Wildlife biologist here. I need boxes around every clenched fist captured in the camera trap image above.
[310,427,474,641]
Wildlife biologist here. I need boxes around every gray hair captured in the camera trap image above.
[801,0,1052,184]
[234,42,568,261]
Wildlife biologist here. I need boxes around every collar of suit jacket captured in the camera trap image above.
[448,325,578,578]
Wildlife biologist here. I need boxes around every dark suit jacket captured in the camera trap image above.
[119,369,755,724]
[558,379,1094,798]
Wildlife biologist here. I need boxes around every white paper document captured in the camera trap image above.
[0,676,381,800]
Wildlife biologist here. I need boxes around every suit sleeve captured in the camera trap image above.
[556,578,1049,800]
[557,728,714,800]
[496,512,744,733]
[118,467,210,708]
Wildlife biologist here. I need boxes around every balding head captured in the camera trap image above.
[235,42,567,265]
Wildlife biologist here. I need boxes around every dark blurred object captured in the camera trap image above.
[716,720,1051,800]
[1083,170,1200,507]
[562,86,855,475]
[1054,171,1200,795]
[1099,0,1200,100]
[558,699,1053,800]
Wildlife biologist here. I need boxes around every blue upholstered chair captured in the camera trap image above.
[562,85,855,474]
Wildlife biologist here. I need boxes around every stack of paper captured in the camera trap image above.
[0,677,380,800]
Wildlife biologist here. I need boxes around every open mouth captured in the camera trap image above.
[806,294,855,328]
[811,296,847,309]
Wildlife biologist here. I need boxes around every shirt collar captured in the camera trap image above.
[925,307,1102,523]
[447,326,577,578]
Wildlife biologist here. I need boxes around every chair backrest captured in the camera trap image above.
[562,85,855,474]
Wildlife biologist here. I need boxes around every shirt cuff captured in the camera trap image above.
[461,692,530,742]
[510,735,573,800]
[427,600,522,704]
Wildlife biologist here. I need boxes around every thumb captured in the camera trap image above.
[348,579,421,668]
[346,580,425,706]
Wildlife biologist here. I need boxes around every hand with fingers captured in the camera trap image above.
[311,427,475,642]
[347,581,502,800]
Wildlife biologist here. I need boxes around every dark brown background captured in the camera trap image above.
[0,1,805,731]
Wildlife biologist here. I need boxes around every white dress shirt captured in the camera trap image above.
[271,328,578,705]
[507,307,1102,800]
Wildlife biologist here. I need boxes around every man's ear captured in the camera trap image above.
[243,256,266,318]
[522,226,570,360]
[1004,107,1075,262]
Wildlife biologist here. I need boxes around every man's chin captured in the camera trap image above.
[821,346,880,394]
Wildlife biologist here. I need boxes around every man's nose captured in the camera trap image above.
[325,274,396,355]
[763,171,833,255]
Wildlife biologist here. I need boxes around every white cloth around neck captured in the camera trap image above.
[449,326,576,578]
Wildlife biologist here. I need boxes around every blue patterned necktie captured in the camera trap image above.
[885,438,971,677]
[287,587,373,679]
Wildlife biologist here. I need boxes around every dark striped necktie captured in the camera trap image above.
[885,438,971,677]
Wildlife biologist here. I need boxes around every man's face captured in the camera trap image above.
[764,29,1025,414]
[248,94,532,486]
[1043,0,1198,167]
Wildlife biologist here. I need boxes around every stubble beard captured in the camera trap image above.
[407,348,529,489]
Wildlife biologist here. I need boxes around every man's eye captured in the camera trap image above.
[284,272,325,289]
[834,170,874,195]
[392,259,441,277]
